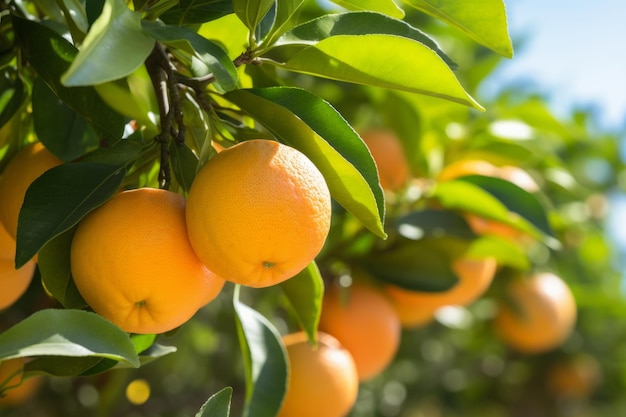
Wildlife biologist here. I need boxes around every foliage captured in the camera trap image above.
[0,0,625,416]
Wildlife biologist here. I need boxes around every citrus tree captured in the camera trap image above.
[1,0,625,416]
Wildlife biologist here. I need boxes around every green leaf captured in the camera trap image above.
[79,138,145,167]
[261,0,307,47]
[0,68,26,129]
[361,238,465,292]
[25,356,106,377]
[38,228,88,309]
[280,262,324,345]
[396,209,477,240]
[273,34,482,109]
[0,309,139,367]
[141,21,237,91]
[331,0,404,18]
[464,235,530,270]
[196,387,233,417]
[234,286,287,417]
[224,87,386,239]
[402,0,513,58]
[62,0,155,86]
[272,11,456,69]
[461,175,554,237]
[233,0,274,33]
[161,0,234,25]
[170,141,199,193]
[434,175,559,248]
[16,163,126,267]
[32,78,99,161]
[12,14,125,144]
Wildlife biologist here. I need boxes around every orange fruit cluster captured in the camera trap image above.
[0,139,332,336]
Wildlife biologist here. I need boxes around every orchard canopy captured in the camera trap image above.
[1,1,626,417]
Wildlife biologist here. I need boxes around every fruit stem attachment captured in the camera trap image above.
[145,42,185,190]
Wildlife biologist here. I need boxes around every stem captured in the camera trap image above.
[145,42,188,190]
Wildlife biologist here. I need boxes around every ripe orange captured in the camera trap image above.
[319,281,401,381]
[385,257,497,328]
[0,358,42,407]
[546,354,601,399]
[185,140,331,288]
[360,129,411,192]
[0,142,63,239]
[0,222,36,310]
[493,272,577,354]
[70,188,225,334]
[278,331,358,417]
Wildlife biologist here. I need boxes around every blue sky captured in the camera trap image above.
[483,0,626,130]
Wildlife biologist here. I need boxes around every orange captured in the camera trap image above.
[185,139,331,288]
[385,257,497,328]
[319,282,401,381]
[0,142,63,239]
[547,354,601,400]
[360,129,411,192]
[0,222,36,310]
[0,358,43,407]
[70,188,225,334]
[493,272,577,354]
[278,331,358,417]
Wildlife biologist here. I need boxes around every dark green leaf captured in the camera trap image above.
[142,21,237,91]
[62,0,155,86]
[38,228,88,309]
[461,175,552,233]
[16,163,126,267]
[331,0,404,18]
[280,262,324,344]
[12,14,125,144]
[396,209,477,240]
[196,387,233,417]
[272,34,482,109]
[79,138,145,167]
[0,68,26,129]
[160,0,233,25]
[25,356,105,377]
[402,0,513,58]
[170,141,199,193]
[274,11,455,69]
[234,286,287,417]
[224,87,386,239]
[0,309,139,367]
[233,0,274,33]
[361,238,466,292]
[32,78,99,161]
